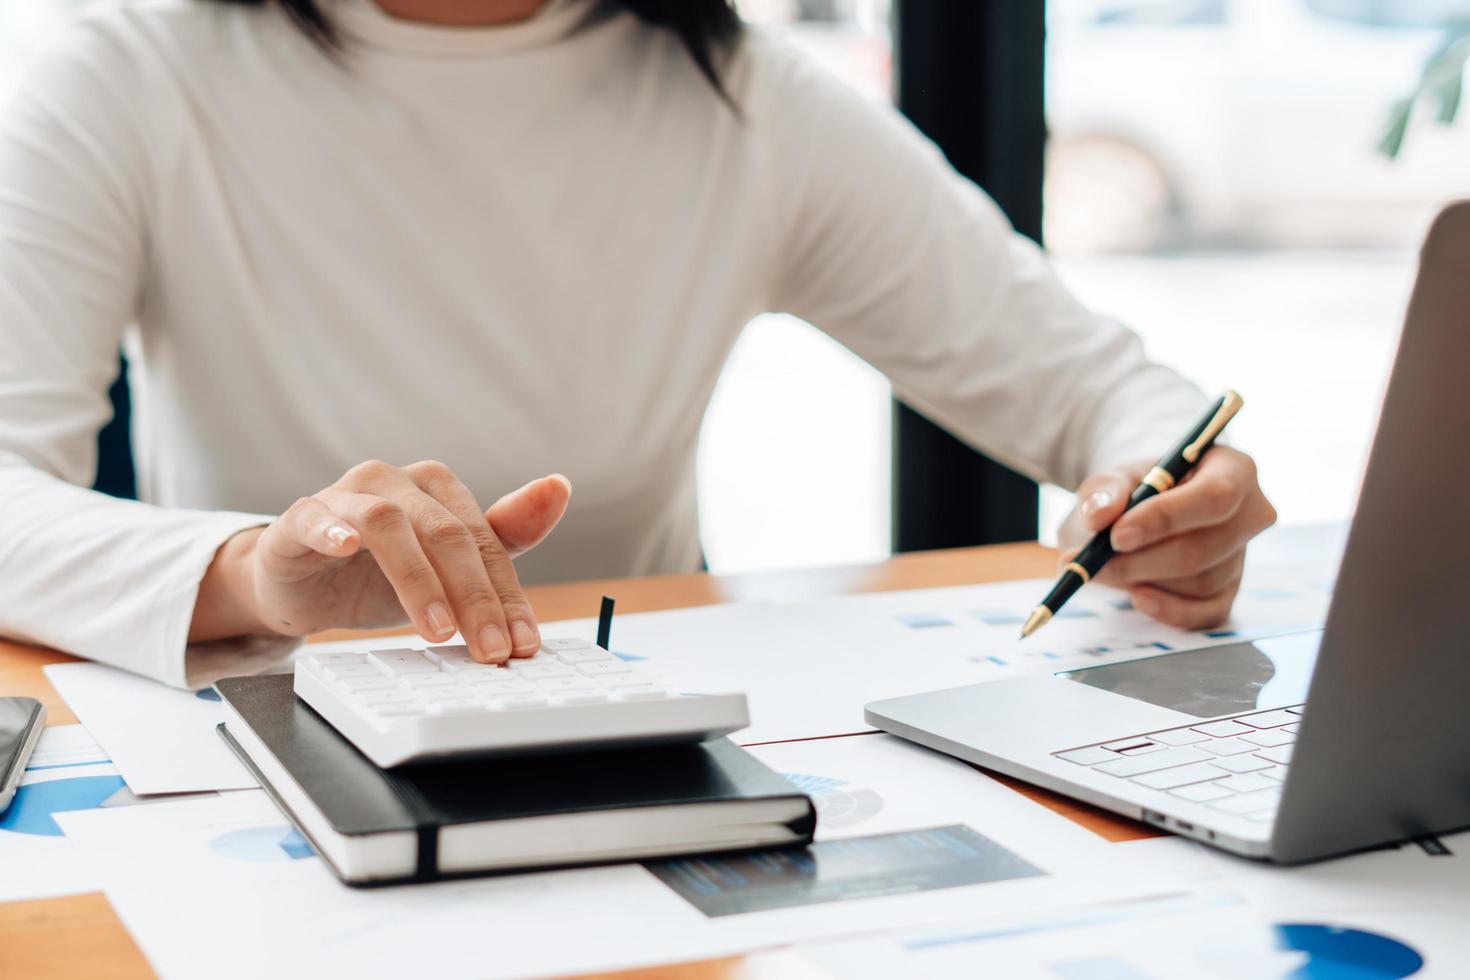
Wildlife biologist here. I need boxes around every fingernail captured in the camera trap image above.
[510,620,538,652]
[1133,594,1160,617]
[324,524,353,548]
[1082,488,1114,516]
[1113,524,1143,551]
[478,624,509,662]
[426,602,453,637]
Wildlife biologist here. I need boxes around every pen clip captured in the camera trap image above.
[1182,390,1243,463]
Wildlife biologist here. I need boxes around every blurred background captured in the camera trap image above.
[704,0,1470,572]
[5,0,1468,573]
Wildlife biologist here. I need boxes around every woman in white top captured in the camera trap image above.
[0,0,1275,687]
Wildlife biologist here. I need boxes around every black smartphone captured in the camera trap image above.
[0,697,45,814]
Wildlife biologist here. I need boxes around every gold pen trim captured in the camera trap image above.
[1142,466,1176,493]
[1064,561,1091,585]
[1182,390,1244,463]
[1020,606,1052,638]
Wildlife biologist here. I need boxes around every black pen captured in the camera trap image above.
[1019,391,1244,639]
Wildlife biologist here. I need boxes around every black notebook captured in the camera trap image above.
[216,674,815,886]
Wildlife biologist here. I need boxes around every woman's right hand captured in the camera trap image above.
[190,461,572,663]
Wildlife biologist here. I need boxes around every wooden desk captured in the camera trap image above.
[0,543,1158,980]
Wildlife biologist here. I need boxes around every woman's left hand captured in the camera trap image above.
[1058,446,1277,629]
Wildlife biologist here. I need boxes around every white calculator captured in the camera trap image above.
[293,638,750,767]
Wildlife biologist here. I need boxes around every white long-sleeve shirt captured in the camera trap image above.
[0,0,1205,687]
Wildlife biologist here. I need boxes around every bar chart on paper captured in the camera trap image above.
[645,825,1046,918]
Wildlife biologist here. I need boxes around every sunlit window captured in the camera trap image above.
[1042,0,1470,538]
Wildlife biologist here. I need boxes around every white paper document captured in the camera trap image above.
[58,733,1189,979]
[0,725,115,901]
[42,663,257,794]
[801,891,1456,980]
[1202,828,1470,915]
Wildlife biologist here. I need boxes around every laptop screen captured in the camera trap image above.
[1057,630,1321,719]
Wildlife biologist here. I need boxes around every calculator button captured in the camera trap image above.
[305,652,369,669]
[357,689,420,706]
[593,674,653,689]
[541,637,594,652]
[549,648,615,664]
[551,691,608,706]
[518,664,575,680]
[504,654,559,671]
[323,663,381,680]
[535,676,596,693]
[469,672,532,688]
[578,661,633,677]
[337,676,399,693]
[368,649,439,675]
[442,662,502,677]
[488,694,549,710]
[416,685,477,701]
[399,673,457,688]
[424,645,475,667]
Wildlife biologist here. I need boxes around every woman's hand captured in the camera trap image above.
[191,462,571,663]
[1058,446,1276,629]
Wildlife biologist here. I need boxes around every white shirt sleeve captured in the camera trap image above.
[758,44,1208,490]
[0,26,287,687]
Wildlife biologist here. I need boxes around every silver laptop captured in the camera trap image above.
[866,201,1470,863]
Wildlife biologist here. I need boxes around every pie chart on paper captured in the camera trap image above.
[0,775,129,836]
[1199,923,1423,979]
[208,825,317,862]
[780,773,884,830]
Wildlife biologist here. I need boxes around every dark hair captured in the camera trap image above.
[209,0,743,97]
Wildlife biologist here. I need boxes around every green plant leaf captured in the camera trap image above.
[1432,64,1463,123]
[1379,98,1413,159]
[1380,21,1470,158]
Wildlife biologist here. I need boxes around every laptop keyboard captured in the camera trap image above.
[1053,706,1302,822]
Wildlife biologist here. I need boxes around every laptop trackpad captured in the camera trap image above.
[1058,629,1322,719]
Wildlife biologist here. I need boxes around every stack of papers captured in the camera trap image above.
[53,735,1185,980]
[30,522,1444,979]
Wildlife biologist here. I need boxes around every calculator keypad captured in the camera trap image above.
[302,640,668,719]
